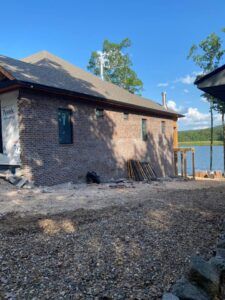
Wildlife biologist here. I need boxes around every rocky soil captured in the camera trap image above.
[1,180,225,299]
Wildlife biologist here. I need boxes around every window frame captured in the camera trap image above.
[95,108,104,119]
[141,118,148,141]
[58,108,73,145]
[123,112,129,120]
[161,121,166,135]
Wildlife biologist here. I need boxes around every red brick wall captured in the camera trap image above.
[18,90,176,185]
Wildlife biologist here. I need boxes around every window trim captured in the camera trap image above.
[141,118,148,141]
[58,108,73,145]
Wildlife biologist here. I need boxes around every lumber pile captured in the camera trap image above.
[127,160,157,181]
[195,170,223,179]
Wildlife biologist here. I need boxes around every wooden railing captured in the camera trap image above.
[174,147,195,178]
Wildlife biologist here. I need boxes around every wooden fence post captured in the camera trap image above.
[181,152,184,177]
[174,151,178,176]
[183,151,187,178]
[192,149,195,179]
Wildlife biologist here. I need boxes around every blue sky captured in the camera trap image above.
[1,0,225,130]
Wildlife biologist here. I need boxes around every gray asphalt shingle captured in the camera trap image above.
[0,51,179,116]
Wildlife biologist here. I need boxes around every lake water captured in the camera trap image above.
[178,145,224,174]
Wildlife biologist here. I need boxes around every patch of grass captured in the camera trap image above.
[179,141,223,146]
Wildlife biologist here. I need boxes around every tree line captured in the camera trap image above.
[179,125,224,142]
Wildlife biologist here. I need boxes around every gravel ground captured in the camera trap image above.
[1,180,225,299]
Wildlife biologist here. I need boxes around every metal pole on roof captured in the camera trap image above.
[98,51,105,81]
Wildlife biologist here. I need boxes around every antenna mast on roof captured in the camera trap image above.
[97,51,107,81]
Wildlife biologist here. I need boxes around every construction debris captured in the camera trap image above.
[16,177,28,188]
[0,168,32,189]
[127,160,157,181]
[109,179,135,189]
[195,170,224,179]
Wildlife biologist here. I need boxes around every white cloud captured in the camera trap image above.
[179,107,221,130]
[174,71,203,85]
[157,82,169,87]
[175,74,195,85]
[200,96,208,103]
[184,89,189,93]
[168,100,222,130]
[167,100,184,113]
[193,71,203,76]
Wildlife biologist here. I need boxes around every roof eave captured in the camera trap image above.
[0,66,15,80]
[0,80,21,94]
[0,79,181,118]
[195,64,225,85]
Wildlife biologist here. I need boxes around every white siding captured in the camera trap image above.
[0,90,21,165]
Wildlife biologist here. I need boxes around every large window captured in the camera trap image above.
[141,119,148,141]
[58,108,73,144]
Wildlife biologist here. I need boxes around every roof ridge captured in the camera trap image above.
[21,50,150,100]
[0,52,180,116]
[21,50,53,63]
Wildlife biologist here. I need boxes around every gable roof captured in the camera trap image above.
[0,51,181,117]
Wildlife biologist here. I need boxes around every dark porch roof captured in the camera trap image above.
[195,64,225,101]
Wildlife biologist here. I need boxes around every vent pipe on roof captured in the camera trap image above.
[162,92,167,109]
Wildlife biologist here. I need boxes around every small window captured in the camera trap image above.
[123,112,129,120]
[58,108,73,144]
[96,108,104,118]
[141,119,148,141]
[161,121,166,135]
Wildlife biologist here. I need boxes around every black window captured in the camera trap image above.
[123,112,129,120]
[0,103,3,153]
[161,121,166,135]
[58,108,73,144]
[141,119,148,141]
[96,108,104,118]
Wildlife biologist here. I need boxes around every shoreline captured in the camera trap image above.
[179,141,223,146]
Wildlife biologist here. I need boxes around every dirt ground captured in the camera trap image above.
[1,177,225,216]
[1,179,225,299]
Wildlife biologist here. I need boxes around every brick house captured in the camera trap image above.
[0,51,182,185]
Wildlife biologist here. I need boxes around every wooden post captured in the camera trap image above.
[181,152,184,177]
[174,151,178,176]
[192,149,195,179]
[173,121,178,148]
[183,151,187,178]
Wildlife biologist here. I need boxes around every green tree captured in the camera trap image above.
[87,38,143,95]
[188,32,225,171]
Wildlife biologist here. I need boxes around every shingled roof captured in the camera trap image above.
[0,51,181,117]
